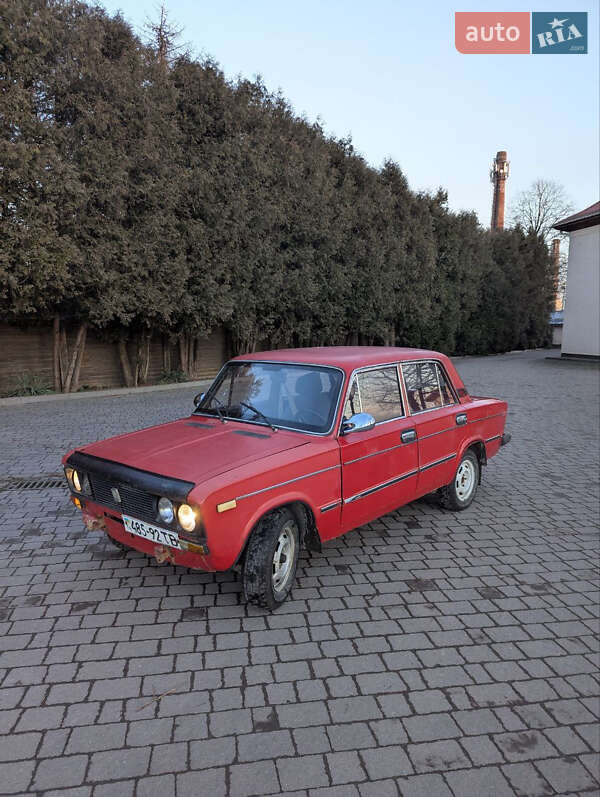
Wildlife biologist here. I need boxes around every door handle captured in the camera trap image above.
[456,413,467,426]
[401,429,417,443]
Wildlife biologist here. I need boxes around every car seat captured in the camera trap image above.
[295,372,330,424]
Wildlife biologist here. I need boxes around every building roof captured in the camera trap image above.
[233,346,446,370]
[554,201,600,232]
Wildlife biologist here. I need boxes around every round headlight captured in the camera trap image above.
[177,503,196,532]
[158,497,174,524]
[72,470,82,492]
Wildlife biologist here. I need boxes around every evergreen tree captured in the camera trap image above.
[0,0,555,390]
[0,0,78,326]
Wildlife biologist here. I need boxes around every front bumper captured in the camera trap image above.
[77,497,215,571]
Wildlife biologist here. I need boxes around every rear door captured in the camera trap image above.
[339,365,418,532]
[400,360,465,495]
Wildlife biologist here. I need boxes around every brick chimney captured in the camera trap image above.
[490,150,509,230]
[552,238,562,311]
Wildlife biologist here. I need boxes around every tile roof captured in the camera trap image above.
[554,201,600,232]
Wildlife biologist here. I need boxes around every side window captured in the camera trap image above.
[401,362,455,413]
[343,379,360,420]
[343,366,404,423]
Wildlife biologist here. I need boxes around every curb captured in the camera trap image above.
[544,354,600,365]
[0,378,214,408]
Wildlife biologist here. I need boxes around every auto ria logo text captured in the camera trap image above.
[455,12,588,54]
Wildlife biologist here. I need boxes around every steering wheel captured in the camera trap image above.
[297,407,327,426]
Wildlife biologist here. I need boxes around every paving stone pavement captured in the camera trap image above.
[0,349,598,797]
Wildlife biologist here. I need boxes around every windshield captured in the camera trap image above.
[196,361,344,434]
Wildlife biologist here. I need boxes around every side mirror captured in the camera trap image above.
[341,412,376,435]
[193,392,205,408]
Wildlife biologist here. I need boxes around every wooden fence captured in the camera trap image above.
[0,323,226,395]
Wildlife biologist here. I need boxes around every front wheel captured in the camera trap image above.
[242,507,300,610]
[439,450,480,510]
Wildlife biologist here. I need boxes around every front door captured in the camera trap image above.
[339,365,419,532]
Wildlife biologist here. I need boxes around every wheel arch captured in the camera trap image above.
[232,494,322,571]
[463,439,487,483]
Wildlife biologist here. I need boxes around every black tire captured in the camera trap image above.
[242,507,300,610]
[439,450,480,511]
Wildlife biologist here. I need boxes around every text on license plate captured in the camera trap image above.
[122,515,181,549]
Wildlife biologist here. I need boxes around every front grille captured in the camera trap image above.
[89,473,158,525]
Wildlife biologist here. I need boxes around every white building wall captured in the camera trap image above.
[561,224,600,357]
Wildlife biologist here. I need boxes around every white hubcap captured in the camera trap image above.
[272,522,296,593]
[455,459,475,501]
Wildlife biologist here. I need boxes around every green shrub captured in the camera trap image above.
[9,372,53,397]
[158,369,188,384]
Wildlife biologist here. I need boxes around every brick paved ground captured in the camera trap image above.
[1,349,598,796]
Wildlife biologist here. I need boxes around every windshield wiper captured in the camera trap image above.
[203,395,227,424]
[239,401,278,432]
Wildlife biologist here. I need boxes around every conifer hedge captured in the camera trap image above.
[0,0,553,387]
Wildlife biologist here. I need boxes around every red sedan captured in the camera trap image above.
[63,347,510,609]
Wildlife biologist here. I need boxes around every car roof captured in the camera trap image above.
[231,346,446,372]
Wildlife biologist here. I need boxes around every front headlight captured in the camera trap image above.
[177,503,196,532]
[73,469,82,492]
[158,497,175,524]
[67,468,91,495]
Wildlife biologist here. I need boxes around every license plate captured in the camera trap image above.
[122,515,181,549]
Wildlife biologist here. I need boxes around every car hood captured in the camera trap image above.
[79,416,309,485]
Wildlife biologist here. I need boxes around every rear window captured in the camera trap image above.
[401,361,455,413]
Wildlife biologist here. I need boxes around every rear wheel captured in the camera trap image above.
[242,507,300,610]
[439,450,479,510]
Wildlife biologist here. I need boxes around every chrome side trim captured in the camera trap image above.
[485,434,501,443]
[395,411,506,440]
[343,414,505,464]
[419,453,456,473]
[403,404,454,417]
[370,413,407,427]
[345,441,407,466]
[344,469,419,504]
[343,453,456,506]
[469,412,507,424]
[418,425,455,441]
[321,500,342,513]
[235,465,341,502]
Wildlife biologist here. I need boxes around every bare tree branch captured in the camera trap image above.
[144,3,184,66]
[509,179,574,243]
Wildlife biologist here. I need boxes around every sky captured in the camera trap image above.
[102,0,599,227]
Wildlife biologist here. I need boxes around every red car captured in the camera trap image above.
[63,347,510,609]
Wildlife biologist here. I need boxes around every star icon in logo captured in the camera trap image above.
[549,17,568,29]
